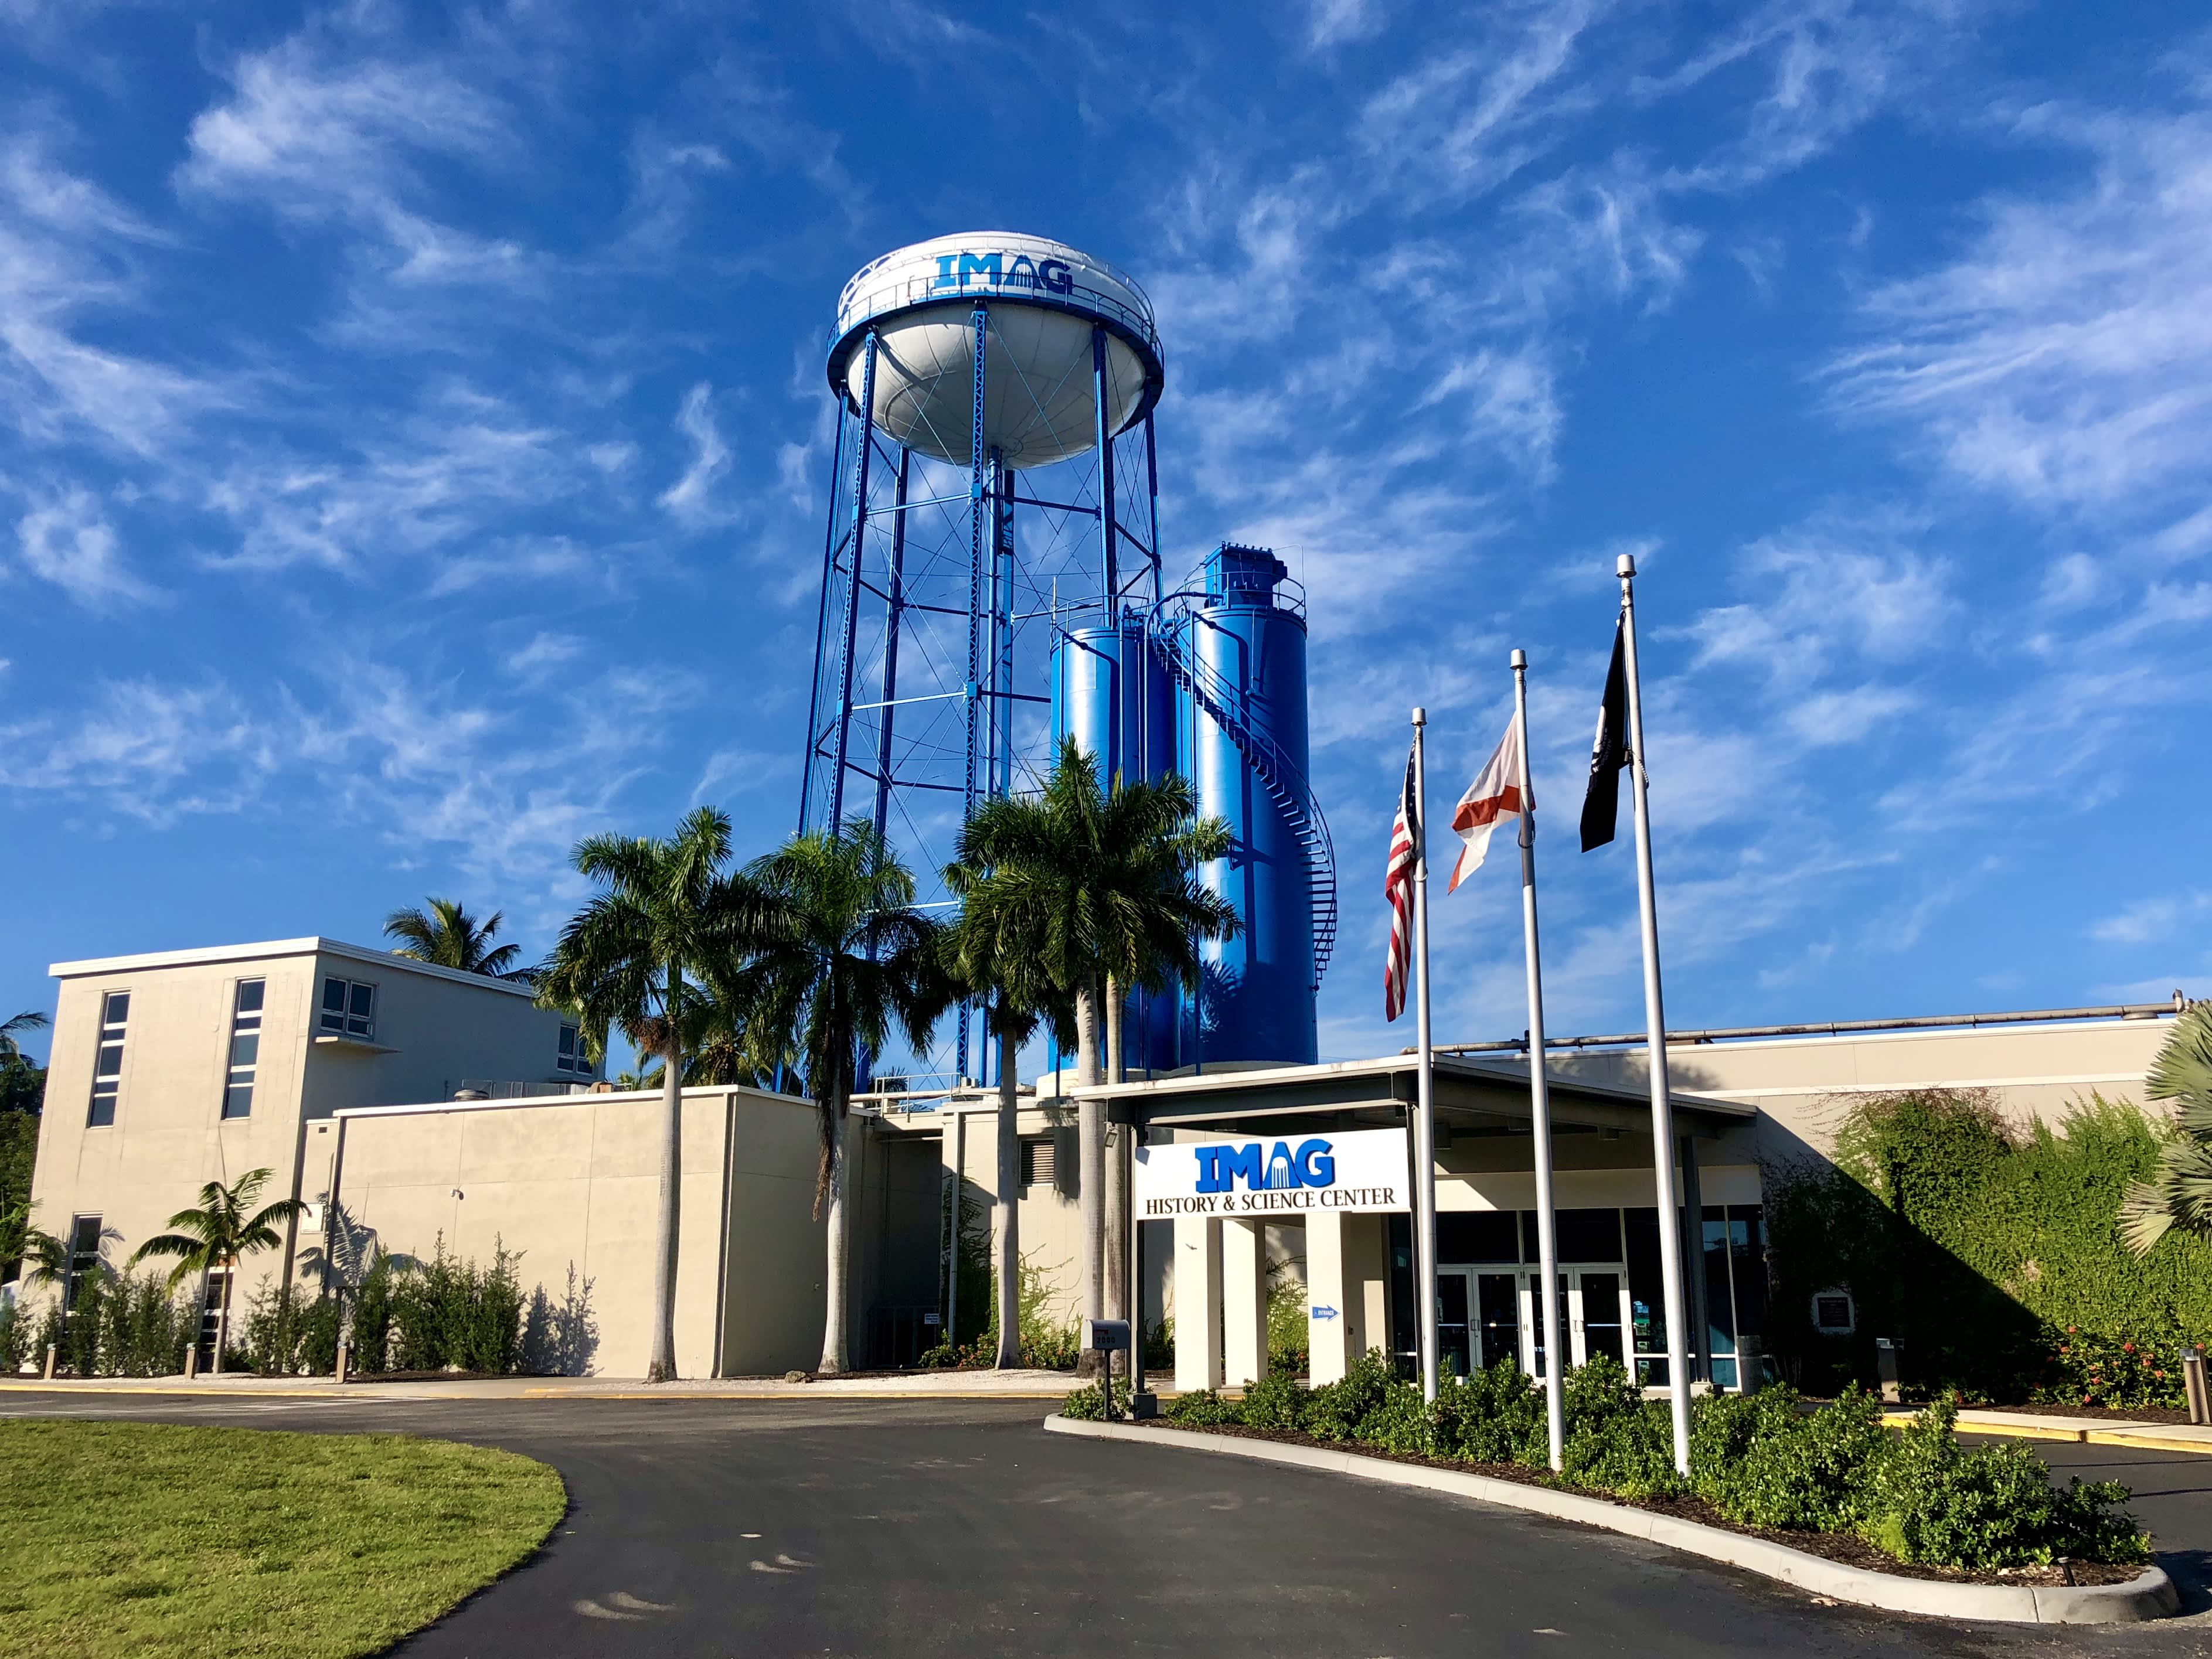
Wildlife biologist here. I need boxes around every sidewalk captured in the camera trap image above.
[1890,1406,2212,1456]
[0,1368,1080,1403]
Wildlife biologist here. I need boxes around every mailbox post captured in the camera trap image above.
[1084,1319,1131,1421]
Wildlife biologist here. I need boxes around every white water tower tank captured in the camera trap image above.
[828,232,1165,470]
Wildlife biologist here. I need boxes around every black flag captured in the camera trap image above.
[1579,617,1629,851]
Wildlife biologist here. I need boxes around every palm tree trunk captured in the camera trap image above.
[1076,979,1104,1357]
[1104,976,1128,1371]
[645,962,684,1383]
[213,1266,232,1376]
[819,1089,853,1374]
[993,1018,1021,1369]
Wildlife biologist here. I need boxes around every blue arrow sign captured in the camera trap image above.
[1310,1305,1339,1321]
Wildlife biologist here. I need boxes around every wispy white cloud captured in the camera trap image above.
[178,30,526,289]
[659,382,734,528]
[0,135,220,457]
[13,486,158,608]
[2092,891,2211,946]
[1827,100,2212,518]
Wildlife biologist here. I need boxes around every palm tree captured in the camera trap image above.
[948,737,1238,1341]
[128,1169,306,1373]
[384,898,532,980]
[536,807,745,1381]
[940,891,1069,1368]
[724,819,947,1374]
[0,1010,47,1064]
[2123,1001,2212,1253]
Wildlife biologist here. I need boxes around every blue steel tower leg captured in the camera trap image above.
[995,462,1016,803]
[798,398,849,833]
[1091,327,1119,624]
[827,331,879,829]
[1144,412,1161,609]
[870,446,911,840]
[954,306,988,1083]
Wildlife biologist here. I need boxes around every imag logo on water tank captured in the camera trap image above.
[1195,1138,1336,1194]
[927,250,1076,297]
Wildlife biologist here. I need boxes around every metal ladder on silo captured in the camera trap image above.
[1147,605,1338,990]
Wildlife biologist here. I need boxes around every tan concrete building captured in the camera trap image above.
[322,1086,939,1378]
[22,958,2185,1387]
[1533,1006,2181,1163]
[28,938,595,1340]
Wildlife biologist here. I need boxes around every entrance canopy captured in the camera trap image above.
[1072,1051,1755,1142]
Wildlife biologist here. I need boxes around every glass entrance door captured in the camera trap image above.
[1519,1268,1631,1375]
[1575,1270,1625,1367]
[1437,1271,1473,1382]
[1475,1272,1520,1371]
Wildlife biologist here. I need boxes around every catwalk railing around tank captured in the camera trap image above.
[1147,595,1337,991]
[829,270,1165,370]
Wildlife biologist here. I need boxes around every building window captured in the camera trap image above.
[555,1024,594,1077]
[88,990,128,1126]
[222,979,265,1119]
[1020,1137,1056,1187]
[65,1215,105,1311]
[319,976,376,1040]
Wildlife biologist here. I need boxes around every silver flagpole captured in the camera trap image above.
[1512,650,1565,1471]
[1617,551,1693,1476]
[1410,705,1441,1403]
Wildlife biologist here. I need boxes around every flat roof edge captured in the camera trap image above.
[50,936,540,997]
[1067,1054,1754,1118]
[333,1082,815,1120]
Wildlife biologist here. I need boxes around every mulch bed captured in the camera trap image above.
[1132,1419,2143,1588]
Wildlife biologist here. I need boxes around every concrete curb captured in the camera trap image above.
[1043,1416,2178,1625]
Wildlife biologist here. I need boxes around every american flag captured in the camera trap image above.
[1384,744,1419,1021]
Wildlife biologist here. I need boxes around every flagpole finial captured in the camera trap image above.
[1510,648,1527,670]
[1616,551,1637,578]
[1411,706,1426,727]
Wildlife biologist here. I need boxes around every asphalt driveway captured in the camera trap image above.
[6,1391,2211,1658]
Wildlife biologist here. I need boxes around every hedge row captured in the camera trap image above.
[1066,1353,2149,1571]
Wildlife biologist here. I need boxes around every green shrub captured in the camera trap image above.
[1304,1349,1397,1441]
[1692,1384,1885,1530]
[1163,1388,1241,1427]
[2043,1326,2186,1411]
[1060,1377,1132,1420]
[349,1249,396,1373]
[1351,1378,1431,1455]
[1554,1352,1683,1498]
[1862,1399,2149,1566]
[239,1283,341,1377]
[1430,1360,1547,1465]
[0,1296,25,1372]
[1239,1371,1310,1432]
[387,1237,525,1374]
[100,1272,196,1377]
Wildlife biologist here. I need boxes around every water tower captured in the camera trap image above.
[798,233,1334,1084]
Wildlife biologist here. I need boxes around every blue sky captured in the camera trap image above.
[3,0,2208,1076]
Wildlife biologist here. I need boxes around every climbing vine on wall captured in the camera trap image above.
[1764,1090,2212,1404]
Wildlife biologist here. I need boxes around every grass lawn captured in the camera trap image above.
[0,1420,566,1659]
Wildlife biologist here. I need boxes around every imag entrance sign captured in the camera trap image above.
[1135,1128,1410,1218]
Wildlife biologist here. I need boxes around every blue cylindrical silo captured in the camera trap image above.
[1048,618,1180,1074]
[1173,546,1317,1066]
